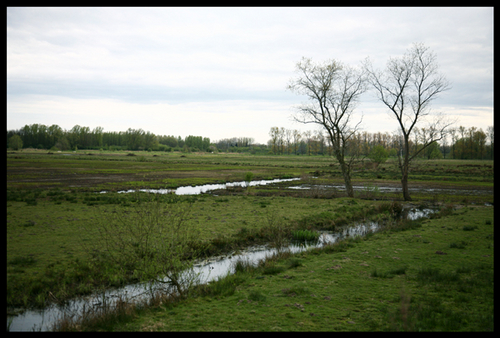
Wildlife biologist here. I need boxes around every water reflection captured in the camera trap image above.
[101,178,301,195]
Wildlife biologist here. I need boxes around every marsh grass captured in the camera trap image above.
[196,273,246,298]
[47,205,493,331]
[291,229,320,242]
[6,152,494,330]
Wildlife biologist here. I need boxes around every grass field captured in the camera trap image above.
[57,205,494,332]
[6,149,494,331]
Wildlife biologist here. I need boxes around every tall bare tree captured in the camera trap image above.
[364,43,452,201]
[292,129,302,155]
[288,57,367,197]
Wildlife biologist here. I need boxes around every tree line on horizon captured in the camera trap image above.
[6,122,493,161]
[6,124,211,153]
[267,125,494,160]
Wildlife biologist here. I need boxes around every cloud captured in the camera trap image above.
[7,7,493,143]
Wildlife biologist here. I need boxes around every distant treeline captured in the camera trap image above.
[267,125,494,160]
[6,123,494,160]
[6,124,212,152]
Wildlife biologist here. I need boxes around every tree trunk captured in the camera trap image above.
[401,171,412,201]
[342,169,354,198]
[401,154,412,201]
[400,136,412,201]
[336,154,354,198]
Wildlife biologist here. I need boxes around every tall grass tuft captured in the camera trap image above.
[232,258,255,274]
[291,229,320,242]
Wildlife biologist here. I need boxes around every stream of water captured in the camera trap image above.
[7,205,435,331]
[101,178,301,195]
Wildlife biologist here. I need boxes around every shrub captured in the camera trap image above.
[82,193,207,299]
[368,145,389,165]
[8,135,23,150]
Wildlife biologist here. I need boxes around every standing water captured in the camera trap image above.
[101,178,301,195]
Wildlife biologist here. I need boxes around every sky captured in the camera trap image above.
[7,7,494,144]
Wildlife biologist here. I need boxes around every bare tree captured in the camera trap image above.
[285,128,293,154]
[292,129,302,155]
[303,130,312,155]
[364,43,452,201]
[449,127,457,159]
[268,127,279,155]
[288,57,367,197]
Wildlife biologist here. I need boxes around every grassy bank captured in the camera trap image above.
[58,205,494,331]
[6,191,402,309]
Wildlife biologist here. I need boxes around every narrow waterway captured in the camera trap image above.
[101,177,301,195]
[7,206,435,331]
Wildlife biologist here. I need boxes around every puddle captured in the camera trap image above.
[7,206,434,331]
[100,178,301,195]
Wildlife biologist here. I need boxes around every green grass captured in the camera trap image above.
[291,230,320,242]
[6,192,396,309]
[6,150,494,330]
[53,205,493,332]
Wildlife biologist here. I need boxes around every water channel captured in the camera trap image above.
[9,177,439,331]
[102,177,301,195]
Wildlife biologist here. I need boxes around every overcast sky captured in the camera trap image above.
[7,7,493,144]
